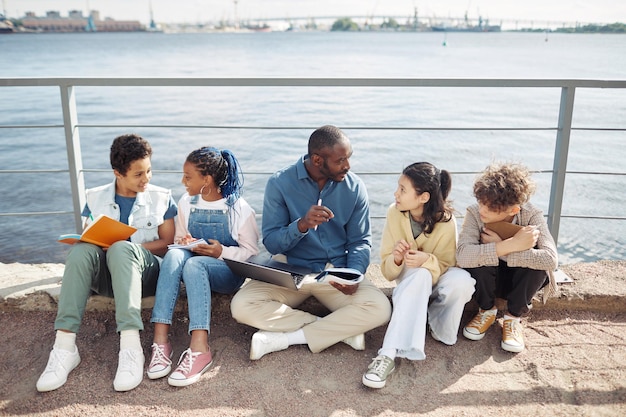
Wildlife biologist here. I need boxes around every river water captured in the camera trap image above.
[1,31,624,264]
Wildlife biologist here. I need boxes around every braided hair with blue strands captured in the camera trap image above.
[185,147,244,207]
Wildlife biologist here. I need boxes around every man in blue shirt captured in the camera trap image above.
[231,125,391,359]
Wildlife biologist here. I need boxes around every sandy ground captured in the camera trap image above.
[0,260,625,416]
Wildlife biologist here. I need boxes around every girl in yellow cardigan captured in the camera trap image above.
[362,162,475,389]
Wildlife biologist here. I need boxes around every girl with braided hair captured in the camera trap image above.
[149,147,259,386]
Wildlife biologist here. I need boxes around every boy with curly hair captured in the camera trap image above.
[456,162,557,353]
[37,134,177,393]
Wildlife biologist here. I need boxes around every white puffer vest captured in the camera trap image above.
[85,180,172,244]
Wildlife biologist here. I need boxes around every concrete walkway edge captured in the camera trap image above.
[1,260,625,313]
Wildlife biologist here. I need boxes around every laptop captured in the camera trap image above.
[224,254,313,290]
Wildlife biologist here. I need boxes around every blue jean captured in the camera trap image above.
[151,205,244,333]
[151,249,244,333]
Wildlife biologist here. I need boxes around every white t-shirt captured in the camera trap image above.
[174,193,259,261]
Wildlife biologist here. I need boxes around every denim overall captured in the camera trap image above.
[151,196,244,333]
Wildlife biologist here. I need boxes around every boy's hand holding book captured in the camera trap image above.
[58,214,136,248]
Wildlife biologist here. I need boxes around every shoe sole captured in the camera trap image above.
[114,376,144,392]
[167,360,213,387]
[147,364,172,380]
[463,327,487,341]
[501,341,524,353]
[362,367,394,389]
[362,375,387,389]
[36,355,81,392]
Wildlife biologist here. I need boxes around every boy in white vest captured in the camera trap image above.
[37,134,177,392]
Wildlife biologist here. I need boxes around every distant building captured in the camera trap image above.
[68,10,84,19]
[21,10,144,33]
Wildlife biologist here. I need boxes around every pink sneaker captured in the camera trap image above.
[167,348,213,387]
[146,342,172,380]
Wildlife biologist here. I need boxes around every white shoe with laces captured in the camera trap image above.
[113,348,145,392]
[249,331,289,360]
[36,345,81,392]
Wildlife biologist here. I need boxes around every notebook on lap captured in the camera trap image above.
[224,255,312,290]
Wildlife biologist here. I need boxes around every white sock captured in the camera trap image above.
[119,329,142,351]
[286,329,307,346]
[504,314,521,322]
[54,330,77,351]
[484,307,497,315]
[378,348,396,360]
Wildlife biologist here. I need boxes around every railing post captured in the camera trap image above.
[548,86,576,246]
[59,84,86,233]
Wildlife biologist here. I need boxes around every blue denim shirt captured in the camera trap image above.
[262,155,371,274]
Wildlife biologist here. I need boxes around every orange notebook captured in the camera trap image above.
[58,214,137,248]
[484,221,523,240]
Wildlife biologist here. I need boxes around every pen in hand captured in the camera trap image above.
[314,198,322,230]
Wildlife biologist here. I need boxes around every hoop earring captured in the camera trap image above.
[200,185,211,196]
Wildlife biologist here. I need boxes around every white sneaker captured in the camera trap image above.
[342,333,365,350]
[113,349,145,392]
[36,345,81,392]
[250,331,289,360]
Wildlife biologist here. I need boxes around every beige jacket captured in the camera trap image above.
[380,203,458,285]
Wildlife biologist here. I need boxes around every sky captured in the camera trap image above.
[5,0,626,26]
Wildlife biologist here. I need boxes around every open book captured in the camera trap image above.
[315,267,364,286]
[58,214,137,248]
[167,239,208,250]
[484,221,523,240]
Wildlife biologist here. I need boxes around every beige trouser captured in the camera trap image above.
[230,276,391,353]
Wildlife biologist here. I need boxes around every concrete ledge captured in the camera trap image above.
[1,260,625,314]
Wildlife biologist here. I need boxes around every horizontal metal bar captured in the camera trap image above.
[0,125,64,129]
[2,77,626,89]
[565,171,626,176]
[0,211,73,217]
[74,124,559,131]
[0,169,69,174]
[560,215,626,220]
[4,169,622,177]
[571,127,626,132]
[3,124,622,132]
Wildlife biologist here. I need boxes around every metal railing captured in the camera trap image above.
[1,77,626,250]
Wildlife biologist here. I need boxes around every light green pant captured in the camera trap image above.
[54,241,160,333]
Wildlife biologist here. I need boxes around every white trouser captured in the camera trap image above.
[380,266,475,360]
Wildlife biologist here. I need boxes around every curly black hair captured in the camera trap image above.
[109,133,152,175]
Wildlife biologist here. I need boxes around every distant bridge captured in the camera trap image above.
[236,14,601,30]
